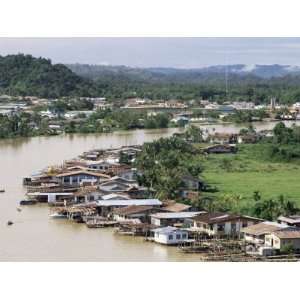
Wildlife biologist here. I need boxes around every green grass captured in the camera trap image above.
[201,144,300,205]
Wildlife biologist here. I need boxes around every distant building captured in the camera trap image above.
[203,144,237,154]
[208,132,237,144]
[270,97,276,110]
[237,134,258,144]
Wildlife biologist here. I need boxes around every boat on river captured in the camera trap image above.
[49,212,68,219]
[19,199,37,205]
[0,189,5,193]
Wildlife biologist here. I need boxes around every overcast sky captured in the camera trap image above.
[1,37,300,68]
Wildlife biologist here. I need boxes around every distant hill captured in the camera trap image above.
[67,63,300,104]
[67,63,300,82]
[0,54,99,98]
[2,55,300,103]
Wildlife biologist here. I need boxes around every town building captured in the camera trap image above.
[237,134,258,144]
[208,133,237,144]
[73,186,104,203]
[203,144,237,154]
[191,212,262,237]
[113,205,159,223]
[241,221,288,245]
[150,211,204,227]
[56,170,110,186]
[96,199,162,216]
[265,228,300,252]
[277,215,300,227]
[151,226,192,245]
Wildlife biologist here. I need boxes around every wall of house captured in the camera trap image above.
[113,213,146,222]
[280,238,300,250]
[62,174,108,185]
[151,217,162,226]
[266,235,300,250]
[154,230,189,245]
[151,217,188,227]
[244,234,265,245]
[194,220,255,236]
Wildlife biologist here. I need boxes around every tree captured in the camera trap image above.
[184,125,204,143]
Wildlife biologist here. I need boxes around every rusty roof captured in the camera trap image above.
[272,228,300,239]
[241,221,288,236]
[113,205,154,216]
[56,170,111,178]
[193,212,259,225]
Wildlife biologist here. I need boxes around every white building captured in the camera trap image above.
[151,211,204,227]
[241,221,289,245]
[265,228,300,251]
[192,212,262,237]
[151,226,192,245]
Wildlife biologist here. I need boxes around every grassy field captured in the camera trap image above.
[201,144,300,206]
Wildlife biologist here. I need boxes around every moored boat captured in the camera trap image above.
[19,199,37,205]
[49,212,67,219]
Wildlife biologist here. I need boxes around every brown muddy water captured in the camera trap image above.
[0,121,297,261]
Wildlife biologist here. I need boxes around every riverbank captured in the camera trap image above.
[0,127,202,261]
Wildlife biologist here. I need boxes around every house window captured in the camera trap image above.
[217,224,225,232]
[242,222,248,227]
[231,223,236,232]
[182,233,187,239]
[169,235,173,240]
[176,234,181,239]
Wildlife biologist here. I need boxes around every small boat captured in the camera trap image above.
[7,221,13,226]
[86,220,119,228]
[49,212,67,219]
[17,208,22,212]
[0,189,5,193]
[19,199,37,205]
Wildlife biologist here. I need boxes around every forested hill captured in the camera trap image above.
[0,54,100,98]
[67,63,300,81]
[68,63,300,103]
[2,54,300,103]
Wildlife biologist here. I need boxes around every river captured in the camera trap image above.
[0,121,298,261]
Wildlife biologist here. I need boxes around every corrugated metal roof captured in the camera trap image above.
[101,193,130,200]
[96,199,162,206]
[151,226,187,234]
[151,211,205,219]
[273,228,300,239]
[241,221,289,236]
